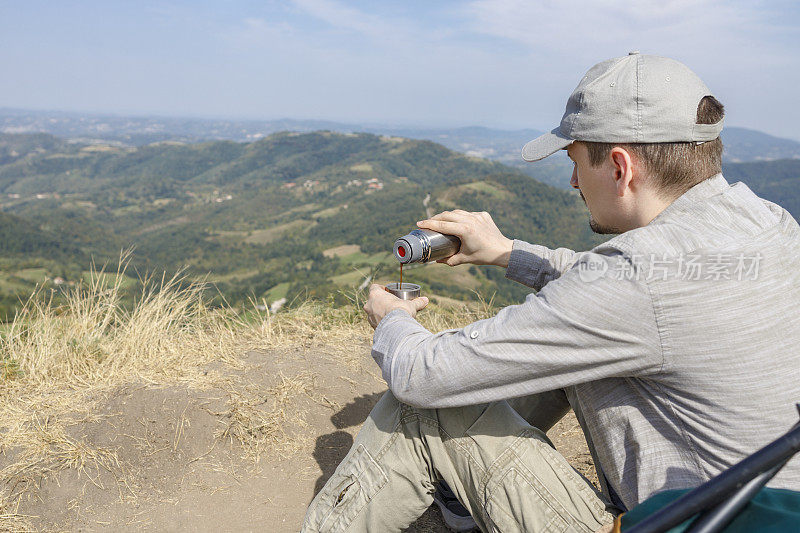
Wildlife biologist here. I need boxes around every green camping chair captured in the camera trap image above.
[618,404,800,533]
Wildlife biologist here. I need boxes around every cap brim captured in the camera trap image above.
[521,128,574,162]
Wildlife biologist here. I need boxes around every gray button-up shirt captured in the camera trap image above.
[372,174,800,510]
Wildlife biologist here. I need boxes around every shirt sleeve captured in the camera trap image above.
[505,239,585,291]
[372,250,664,408]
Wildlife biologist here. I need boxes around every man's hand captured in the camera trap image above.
[416,210,513,267]
[363,284,429,329]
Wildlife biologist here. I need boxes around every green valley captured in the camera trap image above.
[0,132,602,318]
[1,130,798,321]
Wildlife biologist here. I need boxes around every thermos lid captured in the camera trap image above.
[393,238,412,263]
[393,231,426,264]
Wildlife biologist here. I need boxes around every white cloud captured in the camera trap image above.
[222,17,298,50]
[190,1,800,135]
[461,0,792,61]
[291,0,396,39]
[456,0,800,135]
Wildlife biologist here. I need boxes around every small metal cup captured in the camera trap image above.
[385,282,421,300]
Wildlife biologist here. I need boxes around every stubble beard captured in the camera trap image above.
[580,191,623,235]
[589,218,623,235]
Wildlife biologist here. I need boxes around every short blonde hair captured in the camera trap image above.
[584,96,725,199]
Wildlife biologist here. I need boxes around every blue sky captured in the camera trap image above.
[1,0,799,139]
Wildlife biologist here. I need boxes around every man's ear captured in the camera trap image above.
[609,147,635,197]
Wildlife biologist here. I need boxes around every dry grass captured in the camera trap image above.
[0,255,498,529]
[217,371,338,461]
[0,256,242,528]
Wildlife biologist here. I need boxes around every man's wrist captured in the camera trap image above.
[374,307,413,333]
[495,237,514,268]
[375,303,413,327]
[386,303,413,320]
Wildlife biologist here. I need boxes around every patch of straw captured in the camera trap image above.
[0,254,501,524]
[217,371,321,460]
[0,253,248,520]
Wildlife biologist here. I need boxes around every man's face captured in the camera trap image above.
[566,142,625,235]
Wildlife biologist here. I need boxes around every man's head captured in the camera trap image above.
[523,53,724,234]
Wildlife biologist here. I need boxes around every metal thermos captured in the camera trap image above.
[393,229,461,264]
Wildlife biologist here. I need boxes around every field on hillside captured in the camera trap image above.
[0,131,602,320]
[3,129,798,324]
[0,263,596,532]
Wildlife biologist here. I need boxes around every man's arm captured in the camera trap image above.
[415,210,582,291]
[505,240,583,291]
[371,251,664,408]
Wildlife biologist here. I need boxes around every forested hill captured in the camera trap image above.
[722,159,800,219]
[0,210,81,258]
[0,131,601,317]
[1,132,508,194]
[1,131,798,320]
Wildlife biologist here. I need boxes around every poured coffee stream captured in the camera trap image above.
[399,263,403,287]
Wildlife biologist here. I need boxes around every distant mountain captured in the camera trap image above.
[3,109,798,175]
[0,132,69,165]
[0,108,354,146]
[0,131,601,313]
[721,128,800,162]
[723,159,800,219]
[1,128,796,320]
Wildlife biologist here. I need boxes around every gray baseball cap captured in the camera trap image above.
[522,52,723,162]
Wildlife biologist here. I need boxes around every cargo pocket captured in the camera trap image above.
[485,465,568,533]
[314,444,389,532]
[483,442,610,533]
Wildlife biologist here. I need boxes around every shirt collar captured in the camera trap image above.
[649,173,729,225]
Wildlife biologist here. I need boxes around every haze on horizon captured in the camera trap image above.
[1,0,799,140]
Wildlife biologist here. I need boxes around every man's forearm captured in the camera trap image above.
[505,240,580,291]
[371,252,662,409]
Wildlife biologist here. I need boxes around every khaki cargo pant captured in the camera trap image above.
[302,390,617,532]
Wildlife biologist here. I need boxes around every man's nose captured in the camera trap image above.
[570,166,579,189]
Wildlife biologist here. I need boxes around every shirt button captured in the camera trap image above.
[470,331,479,339]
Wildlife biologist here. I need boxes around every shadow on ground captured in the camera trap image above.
[310,391,452,532]
[312,392,384,496]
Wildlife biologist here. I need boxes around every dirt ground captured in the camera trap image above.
[5,344,596,532]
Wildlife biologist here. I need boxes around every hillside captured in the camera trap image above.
[722,159,800,219]
[0,210,78,257]
[5,109,800,162]
[722,127,800,162]
[0,131,601,318]
[0,268,595,531]
[1,130,797,322]
[5,109,799,191]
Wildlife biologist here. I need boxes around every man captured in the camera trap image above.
[303,53,800,532]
